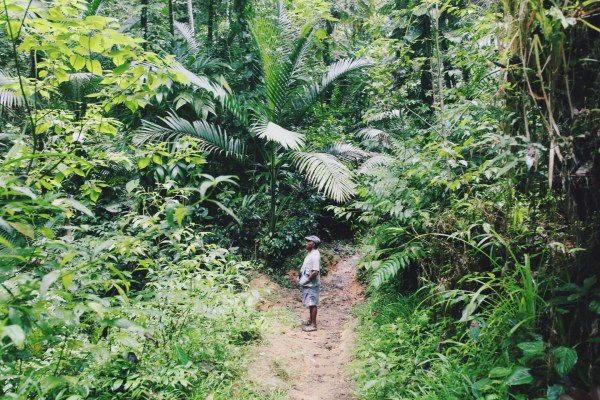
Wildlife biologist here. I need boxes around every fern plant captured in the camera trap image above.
[370,243,425,288]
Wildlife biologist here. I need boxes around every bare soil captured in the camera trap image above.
[248,253,365,400]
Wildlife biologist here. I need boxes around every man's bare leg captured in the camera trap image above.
[309,306,317,328]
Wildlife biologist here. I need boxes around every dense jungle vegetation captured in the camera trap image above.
[1,0,599,398]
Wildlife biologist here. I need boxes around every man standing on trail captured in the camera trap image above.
[298,235,321,332]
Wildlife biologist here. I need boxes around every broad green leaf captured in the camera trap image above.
[62,272,74,291]
[55,68,69,83]
[174,206,187,226]
[40,271,60,298]
[8,222,35,238]
[517,341,544,361]
[112,62,130,75]
[489,367,512,378]
[314,28,328,40]
[126,179,140,192]
[175,344,189,364]
[52,198,94,217]
[112,380,123,391]
[87,301,105,317]
[552,347,577,377]
[86,59,103,75]
[546,384,565,400]
[1,325,25,348]
[506,366,533,386]
[10,185,37,199]
[138,157,150,169]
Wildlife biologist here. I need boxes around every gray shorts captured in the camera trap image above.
[302,286,320,307]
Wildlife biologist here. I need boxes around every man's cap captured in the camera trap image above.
[305,235,321,245]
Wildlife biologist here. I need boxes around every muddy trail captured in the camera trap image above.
[248,253,365,400]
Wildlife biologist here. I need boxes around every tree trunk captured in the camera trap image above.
[207,0,214,45]
[141,0,148,49]
[419,15,434,108]
[168,0,174,36]
[432,4,446,142]
[187,0,194,33]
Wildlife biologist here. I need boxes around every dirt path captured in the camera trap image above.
[248,253,365,400]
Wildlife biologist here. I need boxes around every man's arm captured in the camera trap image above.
[307,252,320,280]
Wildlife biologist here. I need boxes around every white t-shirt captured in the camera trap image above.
[299,249,321,287]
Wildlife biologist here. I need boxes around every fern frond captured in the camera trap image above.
[289,26,314,84]
[290,151,355,202]
[371,245,424,288]
[275,2,297,51]
[250,18,290,114]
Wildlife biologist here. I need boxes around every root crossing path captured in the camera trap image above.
[249,253,365,400]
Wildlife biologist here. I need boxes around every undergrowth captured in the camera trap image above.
[351,286,568,400]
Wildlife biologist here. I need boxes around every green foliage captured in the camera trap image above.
[369,244,424,289]
[0,1,273,398]
[341,0,600,396]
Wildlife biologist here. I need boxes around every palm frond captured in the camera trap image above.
[250,18,290,114]
[174,21,201,57]
[60,72,95,104]
[289,26,314,81]
[190,55,229,71]
[325,143,370,162]
[171,63,226,100]
[0,70,25,108]
[356,128,392,149]
[357,154,394,174]
[252,118,305,150]
[297,58,371,113]
[364,109,402,123]
[136,112,245,160]
[275,1,297,50]
[220,94,249,127]
[118,12,142,33]
[290,151,355,202]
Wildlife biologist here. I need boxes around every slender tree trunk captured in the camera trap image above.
[419,15,434,108]
[228,0,248,46]
[269,143,278,235]
[432,3,446,142]
[322,19,334,65]
[187,0,194,33]
[141,0,148,49]
[168,0,174,36]
[207,0,214,45]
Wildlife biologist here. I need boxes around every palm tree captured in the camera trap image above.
[137,4,371,234]
[245,4,371,233]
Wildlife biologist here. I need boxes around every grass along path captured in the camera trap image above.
[247,253,365,400]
